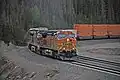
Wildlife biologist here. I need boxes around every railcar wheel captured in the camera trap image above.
[60,56,65,61]
[68,58,72,60]
[40,50,43,55]
[55,56,60,60]
[28,44,31,50]
[36,49,40,54]
[39,48,43,55]
[55,55,58,59]
[41,49,45,56]
[31,45,37,53]
[52,51,56,59]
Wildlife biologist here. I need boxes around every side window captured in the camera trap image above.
[37,33,42,38]
[68,34,75,38]
[42,33,47,38]
[30,33,34,36]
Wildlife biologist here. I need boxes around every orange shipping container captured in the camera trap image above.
[74,24,120,39]
[93,24,108,37]
[74,24,93,37]
[108,25,120,36]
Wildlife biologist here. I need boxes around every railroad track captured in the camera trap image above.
[28,46,120,76]
[69,55,120,76]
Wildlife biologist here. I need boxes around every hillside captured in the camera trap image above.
[0,0,120,45]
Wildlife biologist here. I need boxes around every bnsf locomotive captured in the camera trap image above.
[28,28,77,60]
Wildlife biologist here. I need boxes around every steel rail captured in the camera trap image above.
[75,55,120,67]
[69,55,120,76]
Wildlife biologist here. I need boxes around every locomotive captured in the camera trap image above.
[28,28,77,60]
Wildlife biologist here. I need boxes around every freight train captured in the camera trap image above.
[74,24,120,40]
[27,28,77,60]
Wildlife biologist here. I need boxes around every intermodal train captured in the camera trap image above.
[74,24,120,40]
[27,28,77,60]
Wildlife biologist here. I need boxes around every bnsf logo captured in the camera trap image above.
[63,42,72,46]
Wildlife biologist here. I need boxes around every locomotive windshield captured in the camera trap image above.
[57,33,66,39]
[57,33,75,39]
[67,34,75,38]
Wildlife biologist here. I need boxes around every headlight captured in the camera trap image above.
[67,39,70,42]
[72,48,75,50]
[63,47,66,50]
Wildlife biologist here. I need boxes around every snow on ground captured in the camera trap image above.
[77,39,120,62]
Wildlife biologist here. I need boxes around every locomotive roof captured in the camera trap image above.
[39,30,57,33]
[29,27,48,31]
[38,29,76,34]
[58,29,76,31]
[38,30,57,36]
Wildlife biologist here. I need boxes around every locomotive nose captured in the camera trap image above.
[61,38,76,51]
[67,38,70,42]
[59,38,77,58]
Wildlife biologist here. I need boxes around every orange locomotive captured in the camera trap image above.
[28,29,77,60]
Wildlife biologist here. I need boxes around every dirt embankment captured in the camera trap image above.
[0,41,60,80]
[0,41,36,80]
[0,57,37,80]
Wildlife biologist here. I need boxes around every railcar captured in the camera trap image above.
[74,24,120,40]
[28,29,77,60]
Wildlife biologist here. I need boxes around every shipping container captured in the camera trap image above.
[74,24,120,40]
